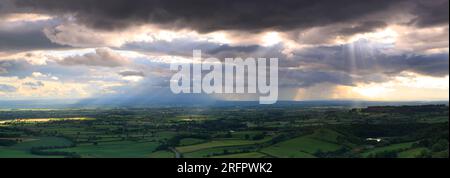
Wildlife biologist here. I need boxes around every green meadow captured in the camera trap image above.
[176,137,272,153]
[0,137,72,158]
[54,141,160,158]
[0,105,448,158]
[261,129,343,158]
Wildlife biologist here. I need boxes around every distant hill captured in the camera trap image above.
[0,98,448,109]
[75,93,216,107]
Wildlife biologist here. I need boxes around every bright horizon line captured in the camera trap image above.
[0,98,448,102]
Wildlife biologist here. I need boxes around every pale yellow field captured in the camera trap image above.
[0,117,94,124]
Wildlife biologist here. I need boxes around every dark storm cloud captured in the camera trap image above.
[278,51,449,88]
[208,45,260,55]
[126,38,448,88]
[0,0,15,14]
[0,19,67,51]
[124,39,261,57]
[0,28,63,51]
[293,40,449,77]
[195,39,447,88]
[409,0,449,27]
[14,0,410,33]
[338,21,388,36]
[58,48,129,67]
[383,53,449,77]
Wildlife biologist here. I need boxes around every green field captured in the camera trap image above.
[179,138,206,146]
[183,145,259,158]
[230,131,264,139]
[0,137,72,158]
[54,141,160,158]
[176,137,272,153]
[0,117,94,124]
[261,129,343,158]
[212,152,267,158]
[361,142,415,157]
[148,150,175,158]
[261,137,340,158]
[398,148,429,158]
[0,105,447,158]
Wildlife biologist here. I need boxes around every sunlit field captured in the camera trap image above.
[0,117,94,124]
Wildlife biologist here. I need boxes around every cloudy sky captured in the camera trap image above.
[0,0,448,102]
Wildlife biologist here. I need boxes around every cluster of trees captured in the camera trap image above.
[367,150,398,158]
[314,148,357,158]
[248,133,265,140]
[0,128,21,146]
[205,148,254,158]
[30,145,80,158]
[0,139,17,146]
[362,105,448,114]
[155,133,211,151]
